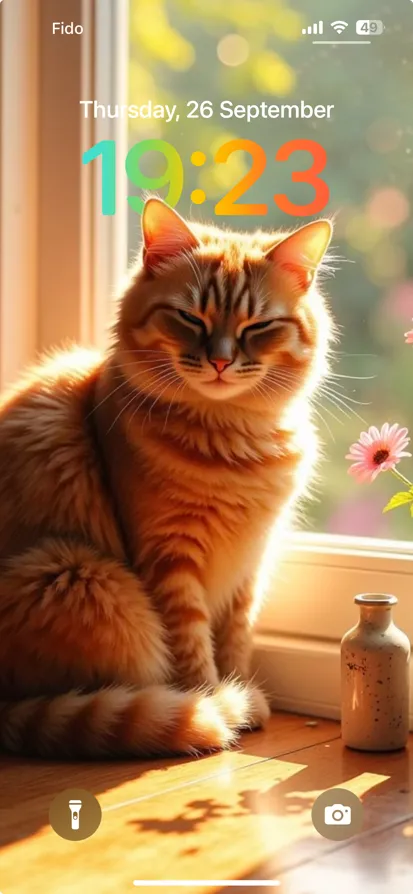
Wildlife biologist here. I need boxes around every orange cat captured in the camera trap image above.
[0,199,332,757]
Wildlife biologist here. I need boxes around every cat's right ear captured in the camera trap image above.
[141,198,199,272]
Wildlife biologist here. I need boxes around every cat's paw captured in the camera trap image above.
[244,685,271,730]
[212,681,270,732]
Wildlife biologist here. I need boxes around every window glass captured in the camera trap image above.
[128,0,413,539]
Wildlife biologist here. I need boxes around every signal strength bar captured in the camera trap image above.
[302,21,324,35]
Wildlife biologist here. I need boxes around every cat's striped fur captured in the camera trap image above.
[0,199,333,757]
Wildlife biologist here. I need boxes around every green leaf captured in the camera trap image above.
[382,491,413,514]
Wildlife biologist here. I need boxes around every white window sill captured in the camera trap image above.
[257,532,413,642]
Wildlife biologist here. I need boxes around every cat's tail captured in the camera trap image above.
[0,682,269,758]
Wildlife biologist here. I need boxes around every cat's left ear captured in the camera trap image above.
[141,198,199,272]
[265,220,333,289]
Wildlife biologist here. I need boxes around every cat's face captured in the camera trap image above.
[118,200,333,409]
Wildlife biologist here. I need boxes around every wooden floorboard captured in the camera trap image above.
[0,712,411,894]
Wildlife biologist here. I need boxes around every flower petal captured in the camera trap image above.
[359,431,373,446]
[347,445,367,458]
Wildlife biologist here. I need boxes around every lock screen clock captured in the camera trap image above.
[82,138,330,219]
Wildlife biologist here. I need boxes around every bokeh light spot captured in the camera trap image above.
[366,243,406,284]
[217,34,249,67]
[367,188,410,229]
[252,51,295,96]
[345,213,383,252]
[383,281,413,319]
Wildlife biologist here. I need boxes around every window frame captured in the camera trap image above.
[0,0,129,379]
[0,0,39,389]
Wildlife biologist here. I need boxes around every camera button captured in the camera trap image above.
[311,787,364,841]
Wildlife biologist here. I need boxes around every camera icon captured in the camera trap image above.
[324,804,352,825]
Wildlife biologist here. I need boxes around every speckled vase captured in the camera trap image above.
[341,594,410,752]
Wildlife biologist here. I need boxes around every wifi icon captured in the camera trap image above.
[331,20,349,34]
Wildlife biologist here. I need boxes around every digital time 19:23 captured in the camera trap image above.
[82,138,329,217]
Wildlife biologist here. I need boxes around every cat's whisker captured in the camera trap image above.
[107,368,178,435]
[184,252,204,295]
[162,379,188,433]
[142,373,182,427]
[318,382,370,408]
[268,370,368,417]
[87,377,130,420]
[327,372,376,381]
[89,361,174,417]
[130,374,181,434]
[320,379,347,393]
[114,359,174,366]
[255,377,293,402]
[311,396,346,428]
[113,361,173,374]
[266,369,302,384]
[264,373,299,395]
[315,386,368,424]
[251,381,276,404]
[126,371,180,435]
[263,372,294,390]
[110,348,172,356]
[317,394,353,422]
[333,351,377,358]
[106,387,143,436]
[263,372,342,439]
[311,405,336,442]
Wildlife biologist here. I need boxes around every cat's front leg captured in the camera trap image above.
[214,583,254,681]
[214,583,271,729]
[149,555,219,690]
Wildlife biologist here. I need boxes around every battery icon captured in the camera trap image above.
[356,20,385,35]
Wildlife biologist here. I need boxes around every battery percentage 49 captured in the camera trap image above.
[356,20,385,35]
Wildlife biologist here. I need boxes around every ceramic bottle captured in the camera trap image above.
[341,594,410,751]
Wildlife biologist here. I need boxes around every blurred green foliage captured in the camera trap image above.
[129,0,413,540]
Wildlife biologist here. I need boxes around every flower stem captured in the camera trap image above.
[391,467,413,488]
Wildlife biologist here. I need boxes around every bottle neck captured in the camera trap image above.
[359,605,393,631]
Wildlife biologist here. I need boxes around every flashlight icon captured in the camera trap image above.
[68,799,82,830]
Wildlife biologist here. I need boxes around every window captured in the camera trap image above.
[127,0,413,541]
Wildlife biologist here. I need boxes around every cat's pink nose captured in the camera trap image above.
[210,358,232,374]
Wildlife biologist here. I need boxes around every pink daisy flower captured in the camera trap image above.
[405,328,413,344]
[346,423,411,483]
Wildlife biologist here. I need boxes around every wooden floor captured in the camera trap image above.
[1,712,412,894]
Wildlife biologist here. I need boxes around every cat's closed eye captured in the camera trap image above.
[178,310,206,329]
[242,319,289,343]
[243,319,276,333]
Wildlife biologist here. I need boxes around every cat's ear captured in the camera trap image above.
[141,198,199,271]
[265,220,332,289]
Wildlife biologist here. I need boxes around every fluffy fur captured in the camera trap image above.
[0,199,333,758]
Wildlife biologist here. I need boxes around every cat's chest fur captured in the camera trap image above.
[122,418,308,618]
